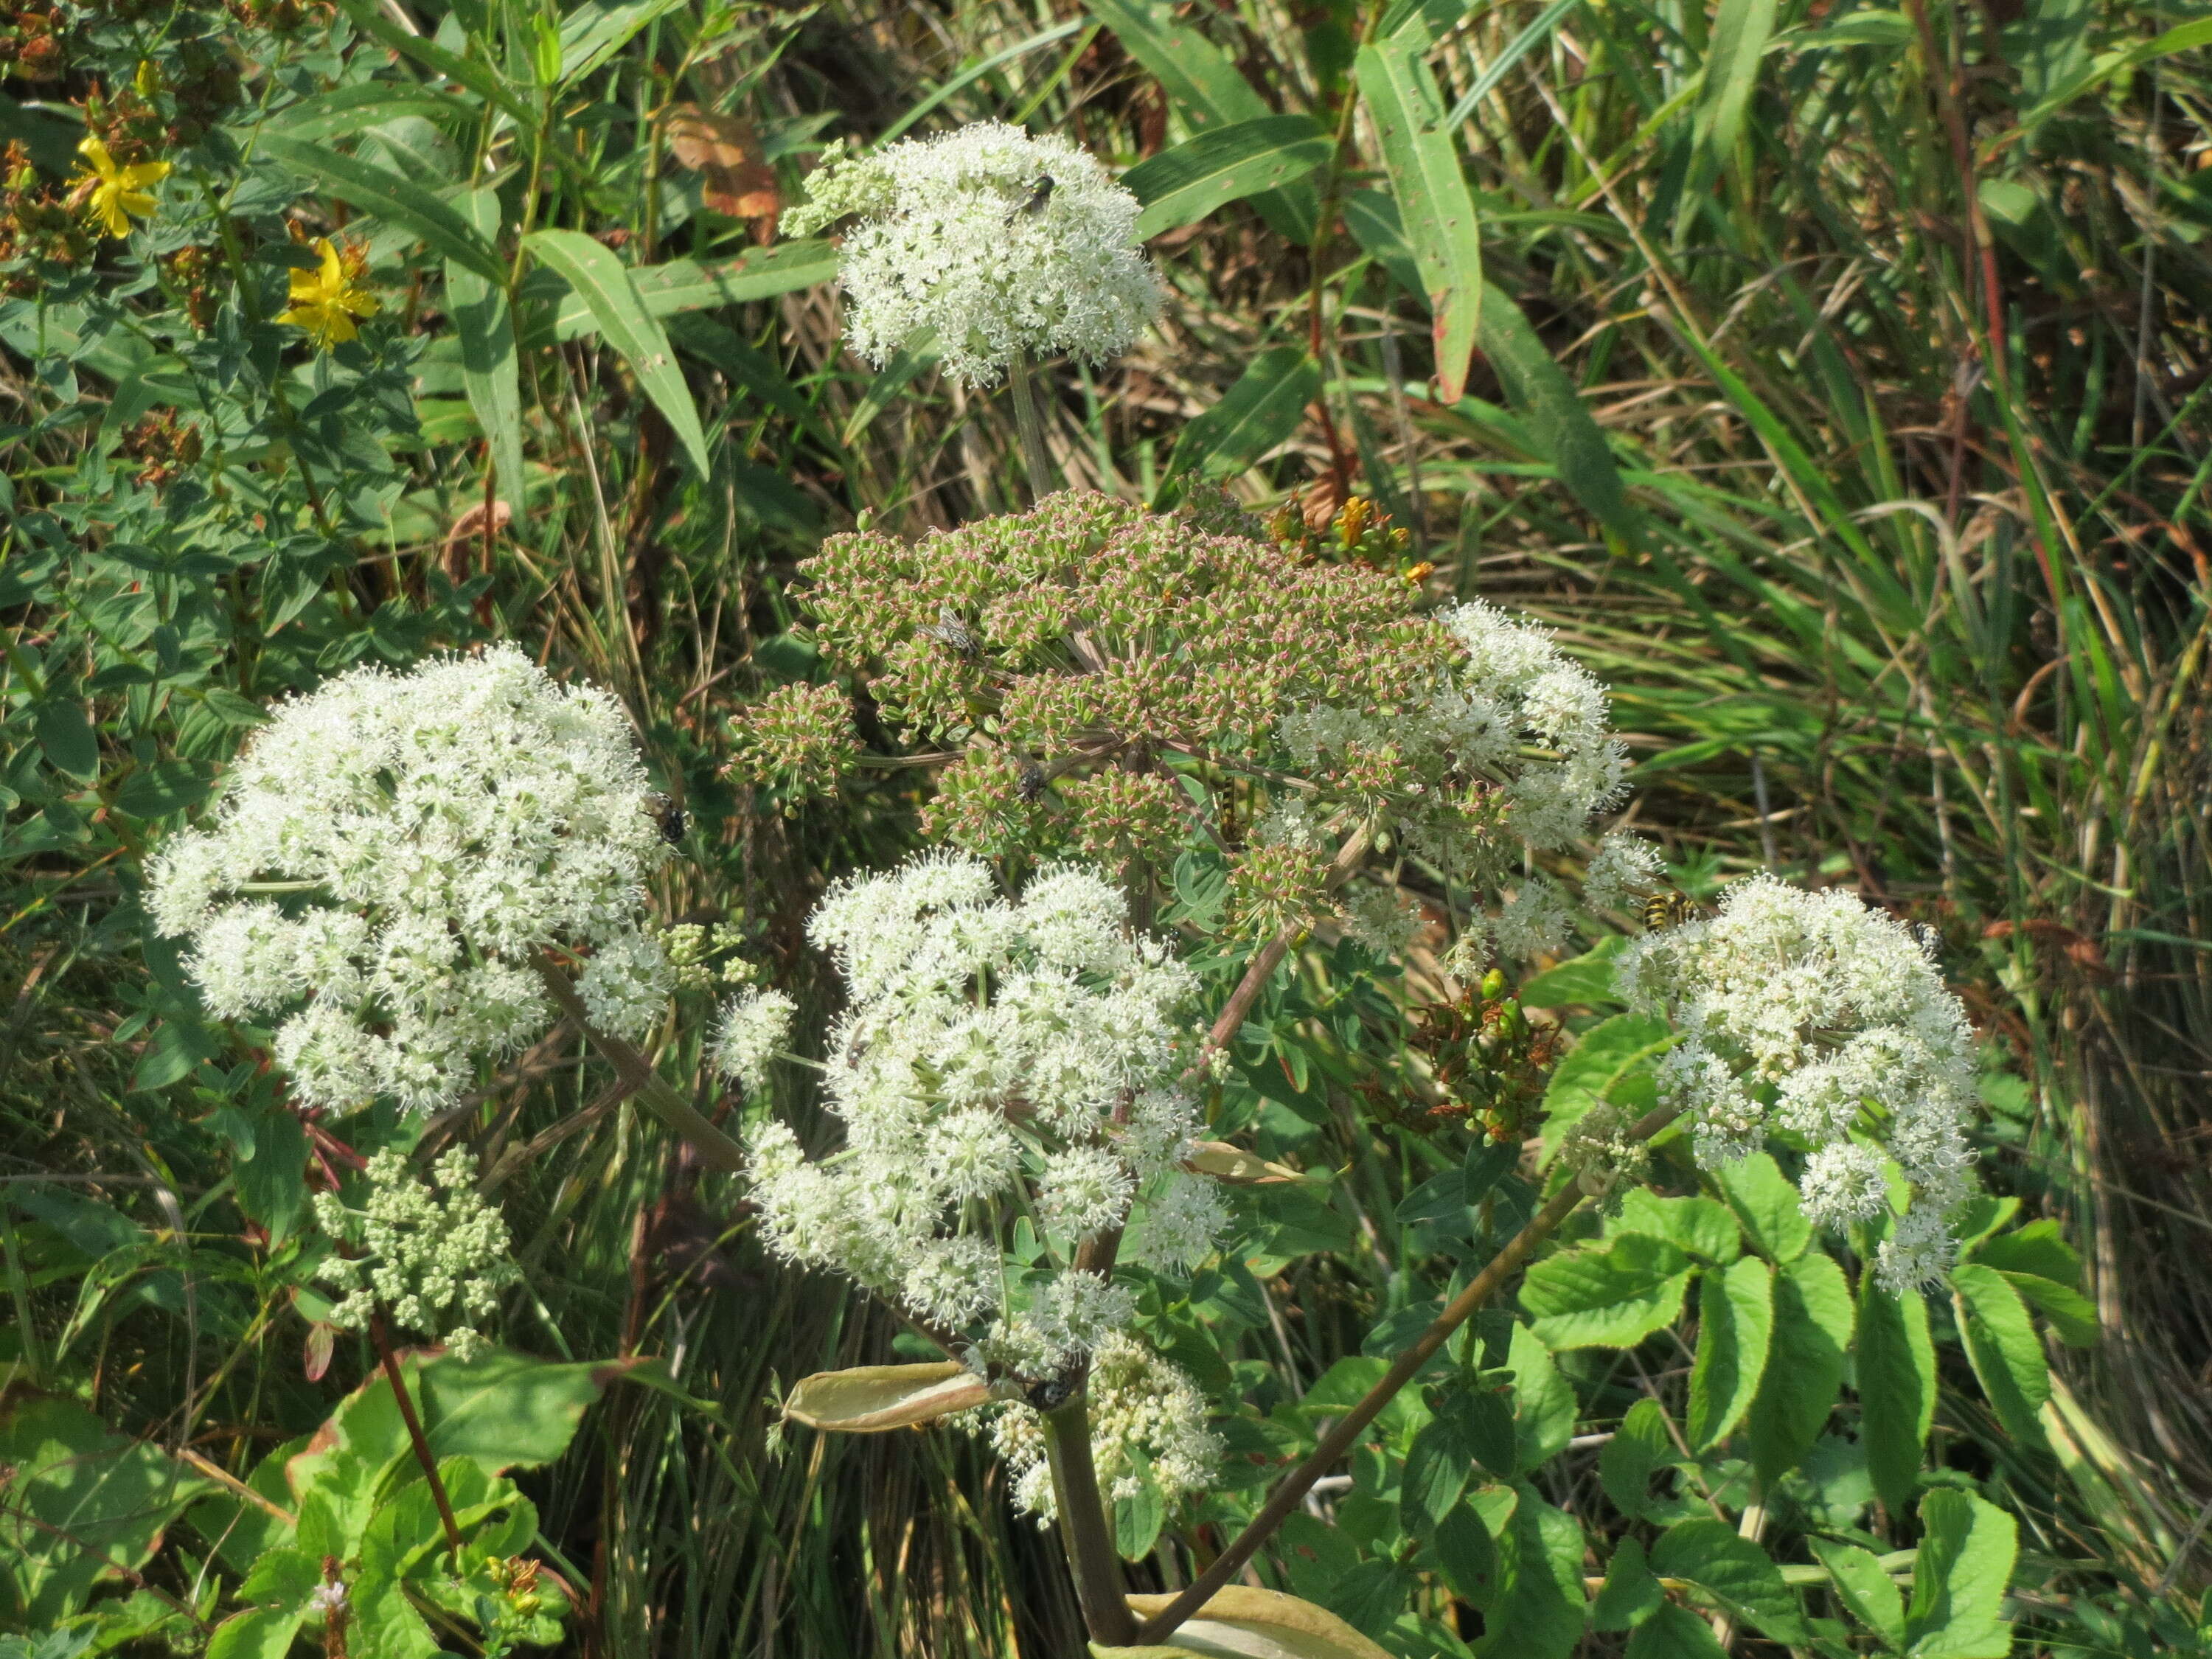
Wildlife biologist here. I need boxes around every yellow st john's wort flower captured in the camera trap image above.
[73,136,170,239]
[279,237,380,349]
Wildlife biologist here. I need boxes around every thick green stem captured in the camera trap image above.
[1133,1102,1683,1647]
[1042,1391,1138,1646]
[532,956,748,1175]
[1006,347,1063,504]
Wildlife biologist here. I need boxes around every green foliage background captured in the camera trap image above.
[1,0,2208,1652]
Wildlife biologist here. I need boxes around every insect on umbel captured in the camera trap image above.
[1006,174,1054,223]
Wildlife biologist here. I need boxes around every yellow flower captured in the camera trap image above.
[278,237,380,350]
[74,136,170,239]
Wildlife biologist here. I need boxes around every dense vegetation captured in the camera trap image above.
[1,0,2207,1655]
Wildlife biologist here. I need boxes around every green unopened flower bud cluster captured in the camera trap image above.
[313,1147,519,1363]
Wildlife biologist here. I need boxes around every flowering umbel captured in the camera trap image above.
[740,855,1224,1380]
[782,122,1163,387]
[70,136,167,238]
[146,647,672,1114]
[279,236,379,349]
[1615,874,1980,1292]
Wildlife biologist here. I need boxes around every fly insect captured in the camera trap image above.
[658,804,689,845]
[919,605,984,658]
[1005,174,1054,223]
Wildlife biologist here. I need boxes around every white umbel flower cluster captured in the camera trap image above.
[976,1330,1222,1523]
[743,855,1224,1377]
[782,122,1164,387]
[1274,599,1629,958]
[1617,874,1979,1292]
[145,648,669,1114]
[313,1147,518,1362]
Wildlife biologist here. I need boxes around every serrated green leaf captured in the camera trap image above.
[1523,1234,1694,1350]
[1747,1249,1851,1484]
[1124,115,1332,239]
[448,188,525,510]
[1472,1484,1587,1659]
[1161,345,1319,490]
[1517,934,1627,1009]
[1651,1516,1807,1644]
[1591,1534,1663,1631]
[260,136,506,285]
[1433,1500,1503,1610]
[1506,1321,1575,1473]
[1599,1398,1677,1520]
[207,1608,307,1659]
[1997,1270,2098,1347]
[1624,1603,1728,1658]
[1356,38,1481,400]
[1539,1012,1672,1164]
[1613,1189,1740,1265]
[1969,1220,2080,1287]
[1857,1276,1936,1512]
[1809,1537,1905,1651]
[1951,1263,2050,1451]
[526,229,712,476]
[1714,1152,1812,1263]
[1905,1488,2017,1658]
[1687,1255,1773,1450]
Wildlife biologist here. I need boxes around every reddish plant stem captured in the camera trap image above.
[1133,1102,1682,1646]
[370,1312,465,1559]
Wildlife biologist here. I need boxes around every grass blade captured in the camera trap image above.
[448,188,525,510]
[260,136,507,285]
[1124,114,1332,240]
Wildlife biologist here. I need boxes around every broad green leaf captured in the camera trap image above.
[1857,1277,1935,1512]
[1905,1489,2017,1659]
[112,759,212,821]
[526,229,712,475]
[1969,1220,2079,1287]
[1538,1012,1672,1164]
[1084,0,1316,241]
[1433,1501,1503,1610]
[551,243,842,340]
[1523,1234,1694,1350]
[417,1349,646,1469]
[1114,1452,1167,1560]
[1399,1417,1471,1537]
[1517,934,1627,1009]
[1809,1538,1905,1651]
[448,188,526,510]
[1476,281,1638,538]
[1650,1516,1807,1644]
[33,698,99,781]
[1714,1152,1812,1263]
[1472,1484,1587,1659]
[1599,1398,1677,1520]
[1747,1250,1851,1484]
[1686,0,1778,201]
[1624,1604,1727,1658]
[207,1609,307,1659]
[1591,1534,1662,1631]
[271,83,473,141]
[0,1395,212,1624]
[1122,1585,1393,1659]
[783,1361,990,1431]
[1161,345,1319,489]
[335,0,536,130]
[1686,1256,1773,1450]
[1356,38,1481,400]
[1951,1264,2050,1450]
[1612,1190,1740,1265]
[259,136,506,285]
[1997,1270,2098,1347]
[1124,115,1332,239]
[557,0,689,87]
[1506,1321,1575,1472]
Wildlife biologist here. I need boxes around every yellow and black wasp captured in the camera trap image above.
[1641,889,1706,931]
